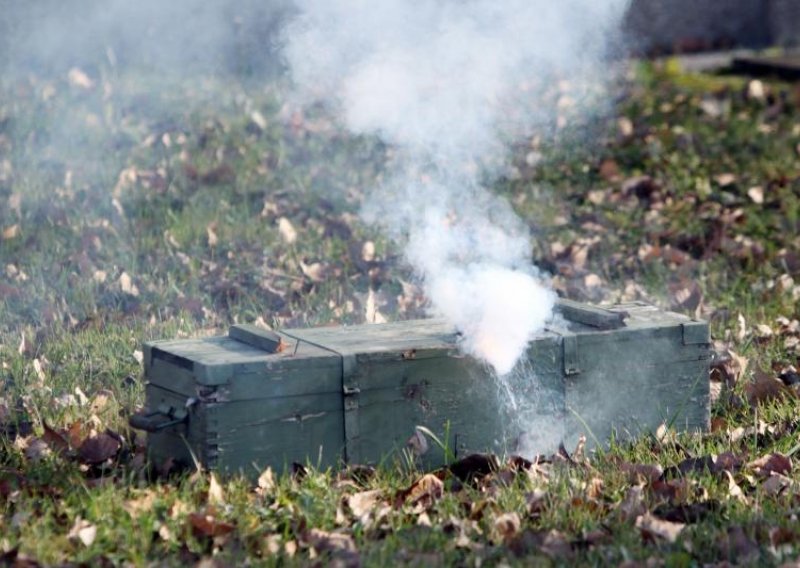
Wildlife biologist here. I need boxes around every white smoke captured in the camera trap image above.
[283,0,628,375]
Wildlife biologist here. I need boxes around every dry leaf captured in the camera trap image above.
[250,110,268,131]
[724,471,747,504]
[405,429,429,457]
[67,68,94,89]
[361,241,375,262]
[762,473,793,496]
[189,511,235,538]
[256,467,276,496]
[347,489,383,518]
[747,186,764,204]
[278,217,297,244]
[748,453,792,478]
[745,368,793,407]
[2,224,19,240]
[206,223,218,247]
[208,474,225,506]
[306,528,357,553]
[397,473,443,511]
[619,485,646,522]
[123,490,158,519]
[300,260,326,283]
[68,517,97,546]
[493,512,521,543]
[77,432,121,465]
[119,272,139,297]
[635,513,685,543]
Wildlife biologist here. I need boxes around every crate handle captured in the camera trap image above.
[554,298,627,330]
[129,406,187,433]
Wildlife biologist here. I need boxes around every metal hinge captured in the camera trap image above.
[562,333,580,376]
[342,354,360,463]
[546,326,580,376]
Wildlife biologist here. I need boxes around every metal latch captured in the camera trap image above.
[129,404,188,432]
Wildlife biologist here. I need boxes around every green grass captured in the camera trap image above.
[2,60,800,565]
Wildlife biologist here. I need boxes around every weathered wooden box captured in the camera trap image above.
[131,300,710,476]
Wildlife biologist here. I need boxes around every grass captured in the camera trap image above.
[2,57,800,565]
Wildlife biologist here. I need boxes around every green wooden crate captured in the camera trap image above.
[131,300,710,476]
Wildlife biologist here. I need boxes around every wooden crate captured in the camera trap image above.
[131,300,710,476]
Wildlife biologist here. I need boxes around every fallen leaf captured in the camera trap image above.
[256,467,275,496]
[278,217,297,244]
[724,471,747,504]
[405,429,429,457]
[448,453,499,483]
[77,432,121,465]
[67,68,94,89]
[119,272,139,297]
[347,489,383,518]
[762,473,793,496]
[300,260,326,283]
[747,186,764,204]
[396,474,443,511]
[619,461,663,484]
[745,368,793,407]
[2,224,19,240]
[42,422,70,455]
[68,517,97,546]
[306,528,357,553]
[208,473,225,505]
[188,511,235,538]
[748,453,792,478]
[619,485,646,522]
[123,490,158,519]
[509,529,572,559]
[635,513,685,543]
[206,223,218,247]
[493,512,521,544]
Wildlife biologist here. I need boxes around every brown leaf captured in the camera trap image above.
[207,473,225,506]
[745,368,793,407]
[492,512,521,544]
[396,474,443,511]
[619,461,663,484]
[77,432,121,465]
[635,513,685,543]
[710,349,749,388]
[748,453,792,478]
[448,453,499,483]
[724,471,747,504]
[256,467,275,496]
[762,473,793,496]
[347,489,383,518]
[618,485,646,522]
[188,511,235,538]
[306,528,357,553]
[509,529,572,559]
[42,422,70,455]
[599,158,620,181]
[668,279,703,312]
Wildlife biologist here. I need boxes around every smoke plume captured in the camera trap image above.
[283,0,629,374]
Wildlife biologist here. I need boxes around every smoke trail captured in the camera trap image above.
[283,0,629,375]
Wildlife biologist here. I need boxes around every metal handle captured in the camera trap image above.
[554,298,628,330]
[129,406,187,433]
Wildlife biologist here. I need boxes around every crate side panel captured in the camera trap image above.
[210,393,345,475]
[355,335,565,466]
[564,357,709,449]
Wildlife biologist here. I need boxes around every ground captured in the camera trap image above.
[1,59,800,566]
